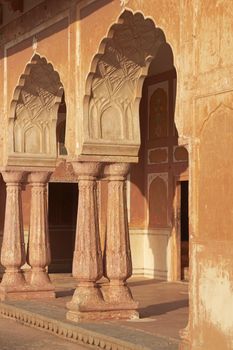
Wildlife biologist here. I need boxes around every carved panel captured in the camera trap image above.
[10,54,63,166]
[87,11,165,148]
[173,146,189,162]
[100,106,123,140]
[148,147,168,164]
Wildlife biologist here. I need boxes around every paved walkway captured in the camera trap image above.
[52,275,188,341]
[0,276,188,350]
[0,317,88,350]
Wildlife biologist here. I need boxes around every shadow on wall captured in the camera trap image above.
[0,0,114,59]
[129,42,189,282]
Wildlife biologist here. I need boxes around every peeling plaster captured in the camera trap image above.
[199,266,233,345]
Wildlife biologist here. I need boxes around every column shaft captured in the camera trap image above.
[0,171,26,297]
[103,163,138,314]
[28,172,54,295]
[66,162,104,321]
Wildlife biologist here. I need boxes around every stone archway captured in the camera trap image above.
[82,10,167,161]
[66,10,185,322]
[0,54,66,301]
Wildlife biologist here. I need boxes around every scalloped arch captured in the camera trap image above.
[83,9,174,159]
[85,10,168,102]
[7,54,66,166]
[10,54,64,121]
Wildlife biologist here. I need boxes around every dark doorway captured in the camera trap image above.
[48,182,78,273]
[180,181,189,280]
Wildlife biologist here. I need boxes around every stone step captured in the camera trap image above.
[0,301,178,350]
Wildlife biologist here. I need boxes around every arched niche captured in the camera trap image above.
[148,175,168,227]
[82,10,173,162]
[8,54,65,168]
[100,105,123,140]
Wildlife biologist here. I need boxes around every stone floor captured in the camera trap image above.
[0,317,88,350]
[52,275,189,341]
[0,275,189,350]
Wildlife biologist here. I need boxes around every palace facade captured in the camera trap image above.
[0,1,232,349]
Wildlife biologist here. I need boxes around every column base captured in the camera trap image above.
[0,285,55,301]
[67,286,139,322]
[66,282,139,321]
[1,270,26,287]
[66,283,106,312]
[66,308,139,322]
[30,270,53,287]
[102,282,138,309]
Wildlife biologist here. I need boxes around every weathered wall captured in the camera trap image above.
[180,1,233,349]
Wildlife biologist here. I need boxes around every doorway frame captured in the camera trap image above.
[169,173,189,281]
[47,180,79,273]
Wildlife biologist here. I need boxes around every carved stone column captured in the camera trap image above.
[103,163,138,318]
[0,171,26,300]
[27,172,55,298]
[66,161,105,321]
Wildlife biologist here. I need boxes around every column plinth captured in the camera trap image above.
[27,172,55,298]
[66,162,105,321]
[0,171,27,300]
[102,163,138,319]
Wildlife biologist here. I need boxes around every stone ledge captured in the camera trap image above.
[0,301,178,350]
[0,303,137,350]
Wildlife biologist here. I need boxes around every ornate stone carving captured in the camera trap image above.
[83,11,166,160]
[9,54,64,167]
[120,0,129,7]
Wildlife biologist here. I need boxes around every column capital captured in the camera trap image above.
[104,162,130,180]
[1,170,26,183]
[71,161,102,179]
[28,171,52,184]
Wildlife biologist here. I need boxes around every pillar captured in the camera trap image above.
[27,172,55,298]
[0,171,26,300]
[103,163,138,318]
[66,161,105,321]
